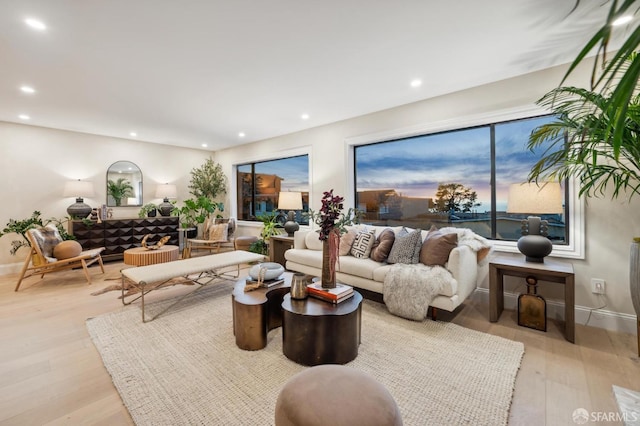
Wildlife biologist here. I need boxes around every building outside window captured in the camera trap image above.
[354,115,568,244]
[237,155,309,224]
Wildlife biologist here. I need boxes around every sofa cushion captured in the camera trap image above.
[339,229,358,256]
[420,225,458,266]
[350,229,376,259]
[370,228,395,263]
[338,256,381,280]
[304,231,324,251]
[388,228,422,264]
[286,248,323,268]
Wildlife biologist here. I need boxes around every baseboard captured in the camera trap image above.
[473,288,638,336]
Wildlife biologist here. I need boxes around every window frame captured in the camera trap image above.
[232,147,312,228]
[345,105,585,259]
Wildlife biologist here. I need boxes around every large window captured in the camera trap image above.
[237,155,309,224]
[354,115,568,245]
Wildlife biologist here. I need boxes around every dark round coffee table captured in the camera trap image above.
[281,291,362,366]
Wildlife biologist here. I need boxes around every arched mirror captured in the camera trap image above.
[106,161,143,207]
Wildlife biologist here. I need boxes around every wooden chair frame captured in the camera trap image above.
[14,229,106,291]
[183,217,235,258]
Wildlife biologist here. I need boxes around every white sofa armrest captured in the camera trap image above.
[447,245,478,301]
[293,230,310,249]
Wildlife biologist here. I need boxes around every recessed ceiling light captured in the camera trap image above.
[20,86,36,94]
[25,18,46,31]
[18,114,30,120]
[130,132,137,137]
[613,15,633,26]
[301,113,310,120]
[410,79,422,88]
[201,143,208,148]
[238,132,245,138]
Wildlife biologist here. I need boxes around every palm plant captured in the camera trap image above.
[562,0,640,158]
[528,55,640,200]
[107,177,134,206]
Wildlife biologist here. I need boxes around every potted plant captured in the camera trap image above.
[172,196,224,238]
[306,190,361,288]
[107,177,134,206]
[138,203,158,218]
[189,158,228,199]
[0,211,75,256]
[248,212,283,255]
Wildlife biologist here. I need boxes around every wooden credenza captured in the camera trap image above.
[70,217,179,261]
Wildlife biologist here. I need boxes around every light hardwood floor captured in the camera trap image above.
[1,261,639,426]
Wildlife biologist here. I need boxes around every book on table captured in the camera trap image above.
[308,290,354,304]
[306,282,353,302]
[245,276,284,288]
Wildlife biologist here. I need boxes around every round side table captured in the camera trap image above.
[123,245,179,266]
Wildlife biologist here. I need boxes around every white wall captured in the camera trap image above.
[216,62,640,333]
[0,122,210,273]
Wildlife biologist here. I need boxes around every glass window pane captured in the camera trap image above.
[236,155,309,223]
[495,116,567,244]
[355,127,492,237]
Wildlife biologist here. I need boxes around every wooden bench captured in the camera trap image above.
[121,250,266,322]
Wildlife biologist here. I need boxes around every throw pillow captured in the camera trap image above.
[370,228,395,262]
[304,231,324,251]
[53,240,83,259]
[350,229,376,259]
[339,229,358,256]
[387,228,422,264]
[30,224,63,259]
[419,225,458,266]
[208,223,228,242]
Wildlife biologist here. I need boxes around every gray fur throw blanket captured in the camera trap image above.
[383,263,452,321]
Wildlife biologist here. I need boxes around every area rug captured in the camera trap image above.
[87,281,524,426]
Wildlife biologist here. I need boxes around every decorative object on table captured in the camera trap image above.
[249,262,284,281]
[63,179,95,219]
[290,272,308,300]
[138,203,158,218]
[277,191,303,237]
[106,177,134,207]
[306,189,361,288]
[517,275,546,332]
[507,182,562,263]
[141,234,171,250]
[155,183,177,216]
[307,281,354,304]
[631,238,640,356]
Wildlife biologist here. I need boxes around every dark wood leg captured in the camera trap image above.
[565,274,575,343]
[489,265,504,322]
[430,306,437,321]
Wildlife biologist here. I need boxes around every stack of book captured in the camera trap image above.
[306,282,354,304]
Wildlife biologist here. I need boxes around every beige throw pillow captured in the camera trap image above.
[350,229,376,259]
[339,229,358,256]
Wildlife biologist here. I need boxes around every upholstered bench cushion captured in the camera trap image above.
[275,365,402,426]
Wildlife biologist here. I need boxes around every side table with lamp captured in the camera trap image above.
[489,182,575,342]
[277,191,303,237]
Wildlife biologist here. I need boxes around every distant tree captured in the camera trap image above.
[433,183,480,213]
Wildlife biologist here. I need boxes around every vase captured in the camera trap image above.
[631,242,640,356]
[290,273,308,299]
[321,230,340,289]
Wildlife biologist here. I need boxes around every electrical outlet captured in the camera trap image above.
[591,278,606,294]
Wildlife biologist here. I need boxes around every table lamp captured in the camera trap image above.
[278,191,303,236]
[507,182,563,263]
[63,180,95,219]
[156,183,177,216]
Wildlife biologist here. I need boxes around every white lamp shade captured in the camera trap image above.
[278,191,303,210]
[155,184,177,199]
[507,182,563,214]
[63,180,95,198]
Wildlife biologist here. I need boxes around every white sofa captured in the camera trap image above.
[285,226,489,319]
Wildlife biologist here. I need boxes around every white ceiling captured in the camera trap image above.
[0,0,615,151]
